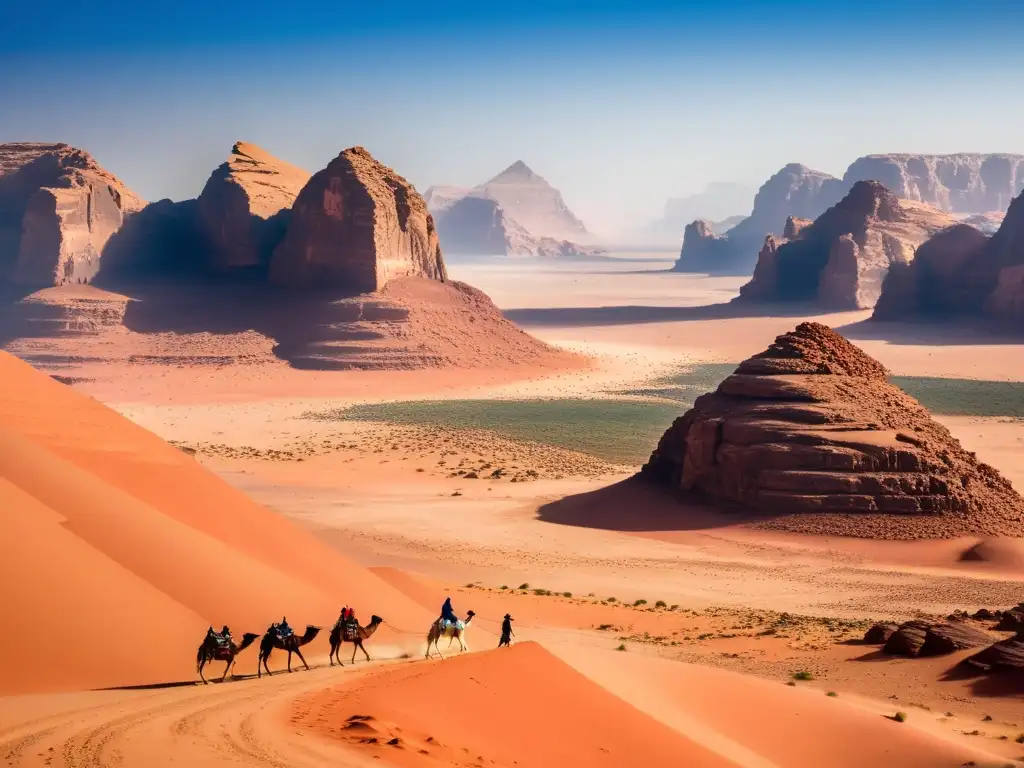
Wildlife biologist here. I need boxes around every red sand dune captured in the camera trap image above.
[0,352,433,693]
[295,641,737,768]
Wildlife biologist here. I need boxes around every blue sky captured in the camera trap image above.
[2,1,1023,235]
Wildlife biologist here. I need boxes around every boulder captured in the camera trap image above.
[737,182,957,309]
[269,147,447,293]
[994,605,1024,632]
[0,143,144,287]
[641,322,1024,539]
[863,623,899,644]
[196,142,310,271]
[882,620,992,657]
[962,632,1024,672]
[842,154,1024,213]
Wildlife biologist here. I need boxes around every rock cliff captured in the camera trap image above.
[641,322,1024,539]
[673,164,844,273]
[196,142,310,271]
[843,154,1024,213]
[269,147,447,293]
[737,182,956,309]
[0,143,144,287]
[873,190,1024,323]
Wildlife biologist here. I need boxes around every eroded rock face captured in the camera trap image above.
[474,161,589,242]
[0,143,144,287]
[882,620,992,657]
[642,322,1024,539]
[737,182,956,309]
[196,142,310,271]
[674,164,845,274]
[270,147,447,293]
[843,154,1024,213]
[873,189,1024,323]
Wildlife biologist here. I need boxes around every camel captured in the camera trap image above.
[425,610,475,659]
[196,631,260,684]
[257,624,321,678]
[328,615,384,666]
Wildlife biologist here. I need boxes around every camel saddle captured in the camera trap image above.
[341,619,360,642]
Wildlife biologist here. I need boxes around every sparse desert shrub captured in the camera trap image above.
[533,588,551,596]
[1016,733,1024,744]
[518,583,530,590]
[792,671,814,681]
[606,597,617,603]
[786,681,796,687]
[615,643,627,651]
[670,604,679,611]
[893,712,908,723]
[826,692,838,697]
[655,600,668,609]
[500,585,508,590]
[597,624,613,631]
[563,592,572,598]
[634,599,648,607]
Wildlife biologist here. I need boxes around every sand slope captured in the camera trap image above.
[295,641,737,767]
[0,352,433,693]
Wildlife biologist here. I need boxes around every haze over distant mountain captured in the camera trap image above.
[429,161,603,258]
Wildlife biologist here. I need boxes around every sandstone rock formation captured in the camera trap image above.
[737,181,956,309]
[673,164,844,274]
[873,189,1024,323]
[430,161,601,258]
[270,147,447,292]
[196,142,310,271]
[963,631,1024,673]
[0,143,144,287]
[882,620,992,657]
[843,154,1024,213]
[433,194,604,259]
[641,322,1024,539]
[863,623,898,644]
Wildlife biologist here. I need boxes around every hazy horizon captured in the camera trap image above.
[3,0,1024,237]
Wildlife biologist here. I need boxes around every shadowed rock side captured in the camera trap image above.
[737,181,956,309]
[270,147,446,293]
[0,143,144,287]
[873,189,1024,323]
[843,154,1024,213]
[641,322,1024,539]
[674,163,845,274]
[435,194,605,258]
[474,160,590,242]
[196,142,310,271]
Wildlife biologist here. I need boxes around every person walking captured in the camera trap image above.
[498,614,515,647]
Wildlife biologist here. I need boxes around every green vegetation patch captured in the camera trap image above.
[890,376,1024,418]
[313,398,682,465]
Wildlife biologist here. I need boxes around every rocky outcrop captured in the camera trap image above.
[641,322,1024,539]
[0,143,144,287]
[873,189,1024,322]
[431,162,599,258]
[196,142,309,271]
[963,631,1024,672]
[270,147,447,293]
[674,164,844,274]
[843,154,1024,213]
[474,161,589,242]
[737,182,956,309]
[882,620,993,657]
[863,623,899,644]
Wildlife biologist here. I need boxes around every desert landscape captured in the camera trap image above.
[3,12,1024,764]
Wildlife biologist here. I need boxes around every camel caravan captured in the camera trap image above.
[195,597,495,684]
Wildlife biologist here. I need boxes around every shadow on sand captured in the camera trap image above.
[504,300,829,329]
[535,476,763,533]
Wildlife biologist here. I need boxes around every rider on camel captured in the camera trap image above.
[220,625,232,645]
[278,616,293,639]
[440,597,458,628]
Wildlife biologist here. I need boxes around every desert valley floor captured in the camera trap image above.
[3,254,1024,768]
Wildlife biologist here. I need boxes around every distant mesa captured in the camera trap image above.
[641,322,1024,539]
[429,161,603,258]
[270,146,446,293]
[0,143,145,288]
[673,163,844,274]
[736,181,956,310]
[197,141,310,271]
[874,188,1024,324]
[673,154,1024,277]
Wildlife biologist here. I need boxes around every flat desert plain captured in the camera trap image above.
[2,255,1023,768]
